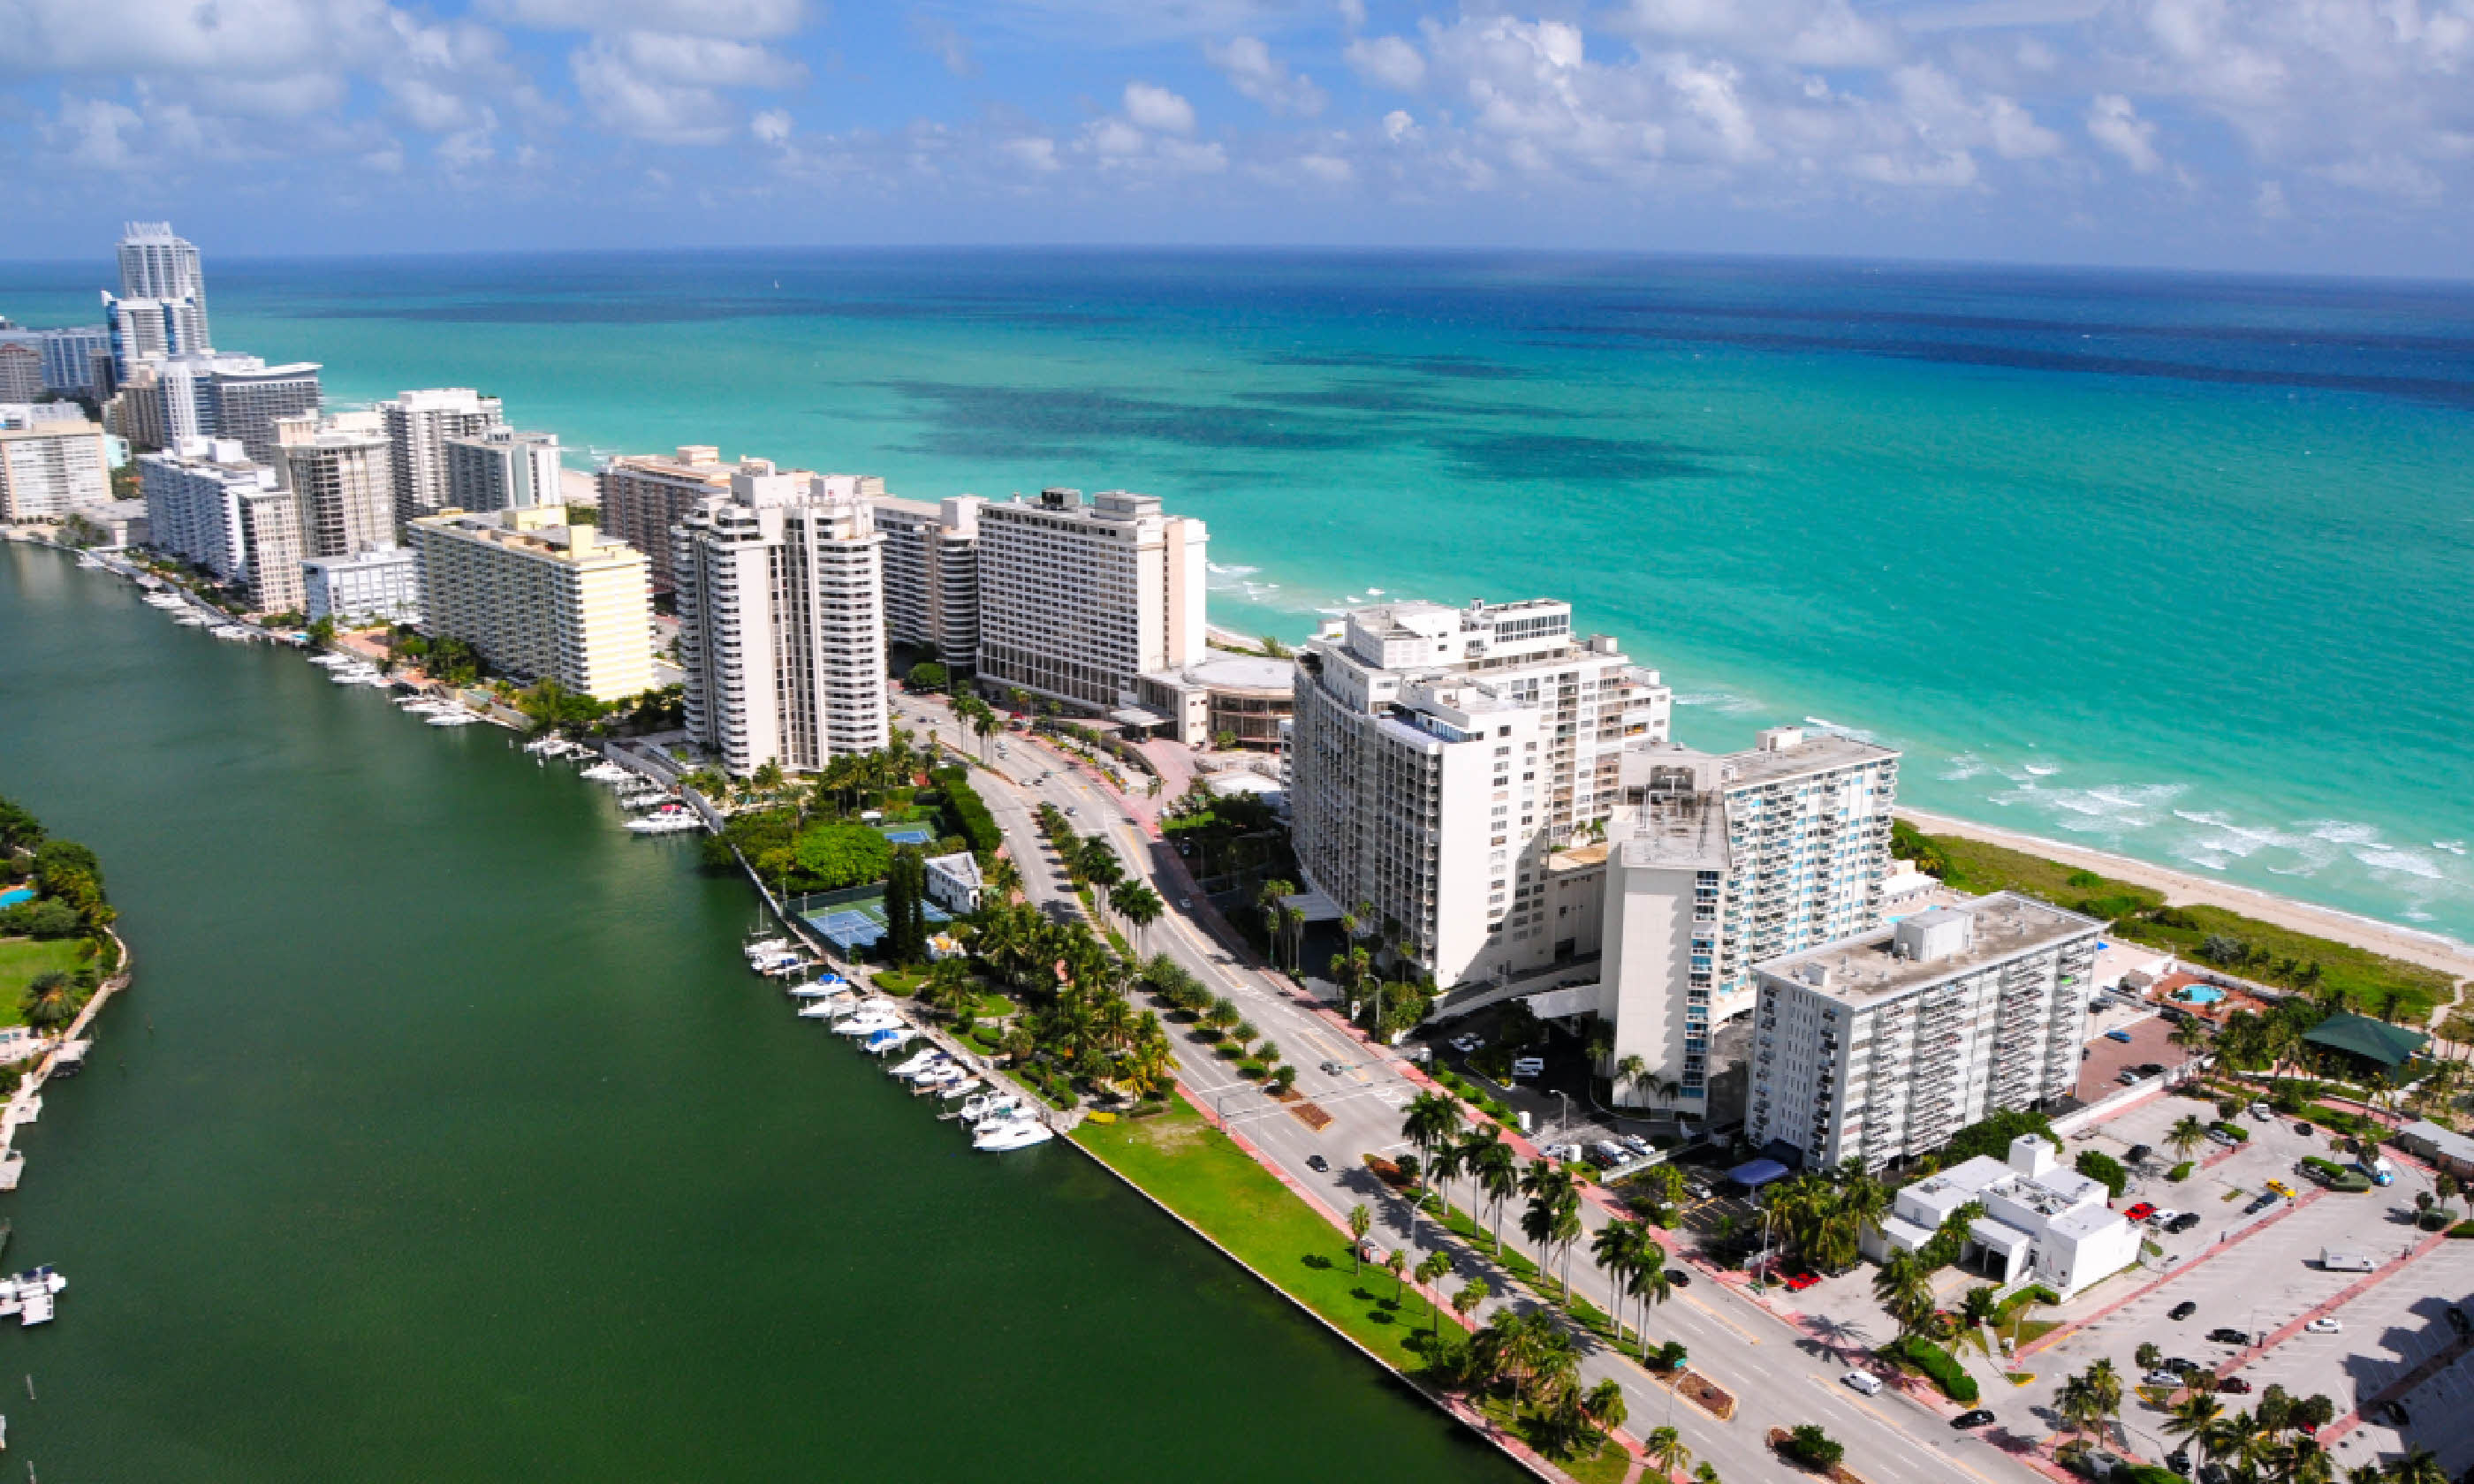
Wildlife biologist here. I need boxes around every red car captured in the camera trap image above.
[2124,1202,2157,1222]
[2215,1376,2252,1395]
[1784,1269,1822,1292]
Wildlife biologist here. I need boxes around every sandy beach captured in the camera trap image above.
[1899,806,2474,1002]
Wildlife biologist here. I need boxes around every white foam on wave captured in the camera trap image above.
[2352,845,2447,882]
[2022,762,2060,777]
[1939,753,1990,782]
[1801,716,1882,743]
[1207,563,1259,578]
[2434,840,2468,856]
[1673,691,1764,715]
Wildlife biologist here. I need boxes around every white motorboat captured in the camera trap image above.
[521,735,568,754]
[932,1076,981,1100]
[886,1049,943,1078]
[210,625,253,641]
[172,614,210,627]
[579,761,632,784]
[625,814,702,835]
[618,791,672,811]
[785,981,845,1000]
[833,1011,902,1038]
[77,555,102,569]
[426,709,480,726]
[142,593,185,609]
[354,672,396,688]
[912,1064,968,1091]
[745,937,791,955]
[863,1027,917,1056]
[794,1001,846,1019]
[308,652,351,667]
[0,1267,66,1326]
[974,1117,1054,1152]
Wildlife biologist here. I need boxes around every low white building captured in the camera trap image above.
[305,545,422,627]
[924,852,982,916]
[1867,1133,2141,1300]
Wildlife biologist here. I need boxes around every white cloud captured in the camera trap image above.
[999,134,1061,171]
[1122,81,1196,133]
[2314,154,2444,202]
[750,108,793,145]
[1382,109,1420,143]
[2085,92,2162,173]
[1205,35,1326,117]
[568,31,802,145]
[2253,178,2289,218]
[47,95,143,169]
[910,14,978,78]
[1297,151,1352,183]
[1344,35,1428,92]
[1611,0,1899,67]
[478,0,807,38]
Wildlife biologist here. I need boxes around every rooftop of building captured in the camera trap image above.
[1142,653,1294,692]
[2302,1011,2429,1069]
[1714,728,1900,788]
[1608,796,1728,870]
[414,507,643,564]
[1756,890,2102,1005]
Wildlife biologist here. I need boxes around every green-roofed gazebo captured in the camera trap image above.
[2302,1011,2429,1071]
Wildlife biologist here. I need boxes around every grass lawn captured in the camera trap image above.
[1074,1094,1452,1375]
[1469,1393,1633,1484]
[0,936,80,1027]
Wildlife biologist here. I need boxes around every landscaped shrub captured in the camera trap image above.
[2450,1221,2474,1238]
[1781,1425,1844,1471]
[2167,1162,2194,1182]
[930,765,1002,859]
[2076,1149,2129,1200]
[1889,1336,1981,1404]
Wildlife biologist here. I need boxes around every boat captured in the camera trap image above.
[862,1027,917,1055]
[426,709,480,726]
[932,1076,981,1100]
[579,761,632,784]
[886,1049,943,1078]
[209,625,253,641]
[625,814,702,835]
[172,614,210,627]
[521,736,567,754]
[745,937,791,955]
[307,652,350,667]
[785,981,845,1000]
[77,555,102,569]
[142,593,184,609]
[0,1267,66,1326]
[974,1117,1054,1152]
[794,1001,846,1019]
[833,1011,902,1038]
[912,1064,968,1091]
[618,791,672,811]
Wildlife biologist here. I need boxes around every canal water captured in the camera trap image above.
[0,544,1522,1482]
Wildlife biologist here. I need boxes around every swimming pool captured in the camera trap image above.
[2177,986,2226,1004]
[0,887,32,908]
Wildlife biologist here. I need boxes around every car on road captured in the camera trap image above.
[2215,1376,2252,1394]
[2209,1328,2250,1344]
[2168,1212,2203,1233]
[1305,1154,1329,1173]
[2265,1178,2295,1198]
[2126,1202,2158,1222]
[2303,1317,2341,1334]
[2167,1450,2191,1475]
[2106,1029,2136,1043]
[2167,1358,2204,1375]
[1952,1410,1995,1429]
[1840,1370,1883,1396]
[2170,1300,2199,1321]
[2250,1102,2273,1119]
[1665,1268,1690,1287]
[1318,1060,1346,1076]
[2243,1192,2280,1215]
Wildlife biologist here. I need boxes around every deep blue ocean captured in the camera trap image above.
[5,248,2469,945]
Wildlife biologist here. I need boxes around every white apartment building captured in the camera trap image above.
[1592,728,1901,1110]
[232,485,306,615]
[1868,1135,2139,1300]
[444,427,562,512]
[1286,598,1670,989]
[117,222,209,335]
[674,466,889,776]
[873,494,982,667]
[975,487,1206,713]
[139,437,277,578]
[380,388,503,523]
[407,506,655,701]
[0,421,110,521]
[598,445,745,594]
[1749,892,2101,1170]
[206,361,323,464]
[102,292,209,379]
[277,412,394,560]
[304,546,423,627]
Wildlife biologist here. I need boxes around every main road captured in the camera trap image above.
[898,697,2045,1484]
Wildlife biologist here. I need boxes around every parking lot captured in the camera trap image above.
[2245,1240,2474,1474]
[2074,1011,2200,1102]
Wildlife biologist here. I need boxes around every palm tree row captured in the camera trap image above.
[1460,1307,1631,1463]
[2159,1383,2350,1484]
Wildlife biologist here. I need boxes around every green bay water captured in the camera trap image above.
[0,543,1523,1482]
[3,247,2469,941]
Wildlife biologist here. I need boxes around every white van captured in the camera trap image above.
[1510,1056,1545,1079]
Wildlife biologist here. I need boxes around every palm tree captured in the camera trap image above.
[1694,1465,1720,1484]
[1112,882,1164,953]
[1615,1052,1651,1108]
[1592,1219,1647,1340]
[1386,1246,1409,1300]
[1256,879,1295,971]
[1452,1278,1491,1332]
[986,855,1024,906]
[1401,1091,1464,1195]
[2171,1016,2214,1056]
[1627,1253,1674,1361]
[1475,1139,1521,1254]
[2392,1448,2449,1484]
[2168,1113,2212,1162]
[2165,1392,2223,1467]
[1872,1251,1937,1338]
[1348,1204,1372,1276]
[22,973,80,1036]
[2083,1358,2124,1443]
[1521,1162,1584,1304]
[1415,1249,1453,1329]
[1644,1425,1690,1479]
[1579,1378,1627,1442]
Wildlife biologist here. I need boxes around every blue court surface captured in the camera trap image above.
[877,823,936,845]
[796,890,951,951]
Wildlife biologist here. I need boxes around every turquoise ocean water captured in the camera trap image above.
[5,249,2469,944]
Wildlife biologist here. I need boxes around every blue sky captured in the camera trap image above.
[3,0,2471,276]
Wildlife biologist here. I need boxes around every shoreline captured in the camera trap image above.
[1898,805,2474,990]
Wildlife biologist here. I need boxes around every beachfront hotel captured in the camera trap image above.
[444,426,564,513]
[597,446,749,594]
[673,466,890,776]
[1748,893,2100,1170]
[276,412,395,560]
[380,389,504,524]
[1285,598,1669,990]
[872,494,983,670]
[973,487,1207,715]
[406,506,656,701]
[304,546,423,628]
[0,420,111,522]
[138,437,277,579]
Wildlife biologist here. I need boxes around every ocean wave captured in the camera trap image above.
[1207,563,1260,578]
[1801,716,1882,743]
[2352,845,2447,882]
[1939,753,1990,782]
[2021,761,2060,777]
[2435,840,2468,856]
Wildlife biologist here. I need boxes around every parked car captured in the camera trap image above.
[2119,1071,2144,1086]
[2137,1063,2167,1077]
[1592,1141,1631,1168]
[2303,1318,2342,1334]
[2167,1449,2191,1475]
[2148,1208,2183,1228]
[1952,1410,1995,1429]
[2126,1202,2158,1222]
[2380,1402,2409,1427]
[2144,1369,2186,1387]
[1448,1034,1482,1053]
[2250,1102,2273,1119]
[1840,1369,1883,1396]
[2216,1376,2252,1394]
[2169,1213,2204,1233]
[2170,1300,2199,1321]
[1509,1056,1544,1079]
[2209,1129,2242,1147]
[1620,1135,1655,1156]
[2126,1143,2155,1162]
[2106,1029,2136,1043]
[2167,1358,2205,1375]
[2243,1193,2279,1215]
[1785,1268,1822,1292]
[2208,1328,2250,1344]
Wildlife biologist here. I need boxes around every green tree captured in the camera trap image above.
[1872,1251,1937,1338]
[2167,1113,2212,1162]
[1644,1425,1690,1478]
[791,822,893,891]
[1452,1278,1491,1331]
[907,661,948,693]
[1348,1204,1372,1276]
[1385,1245,1409,1300]
[1415,1249,1453,1329]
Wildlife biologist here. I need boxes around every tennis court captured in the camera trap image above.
[790,885,951,952]
[877,823,936,846]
